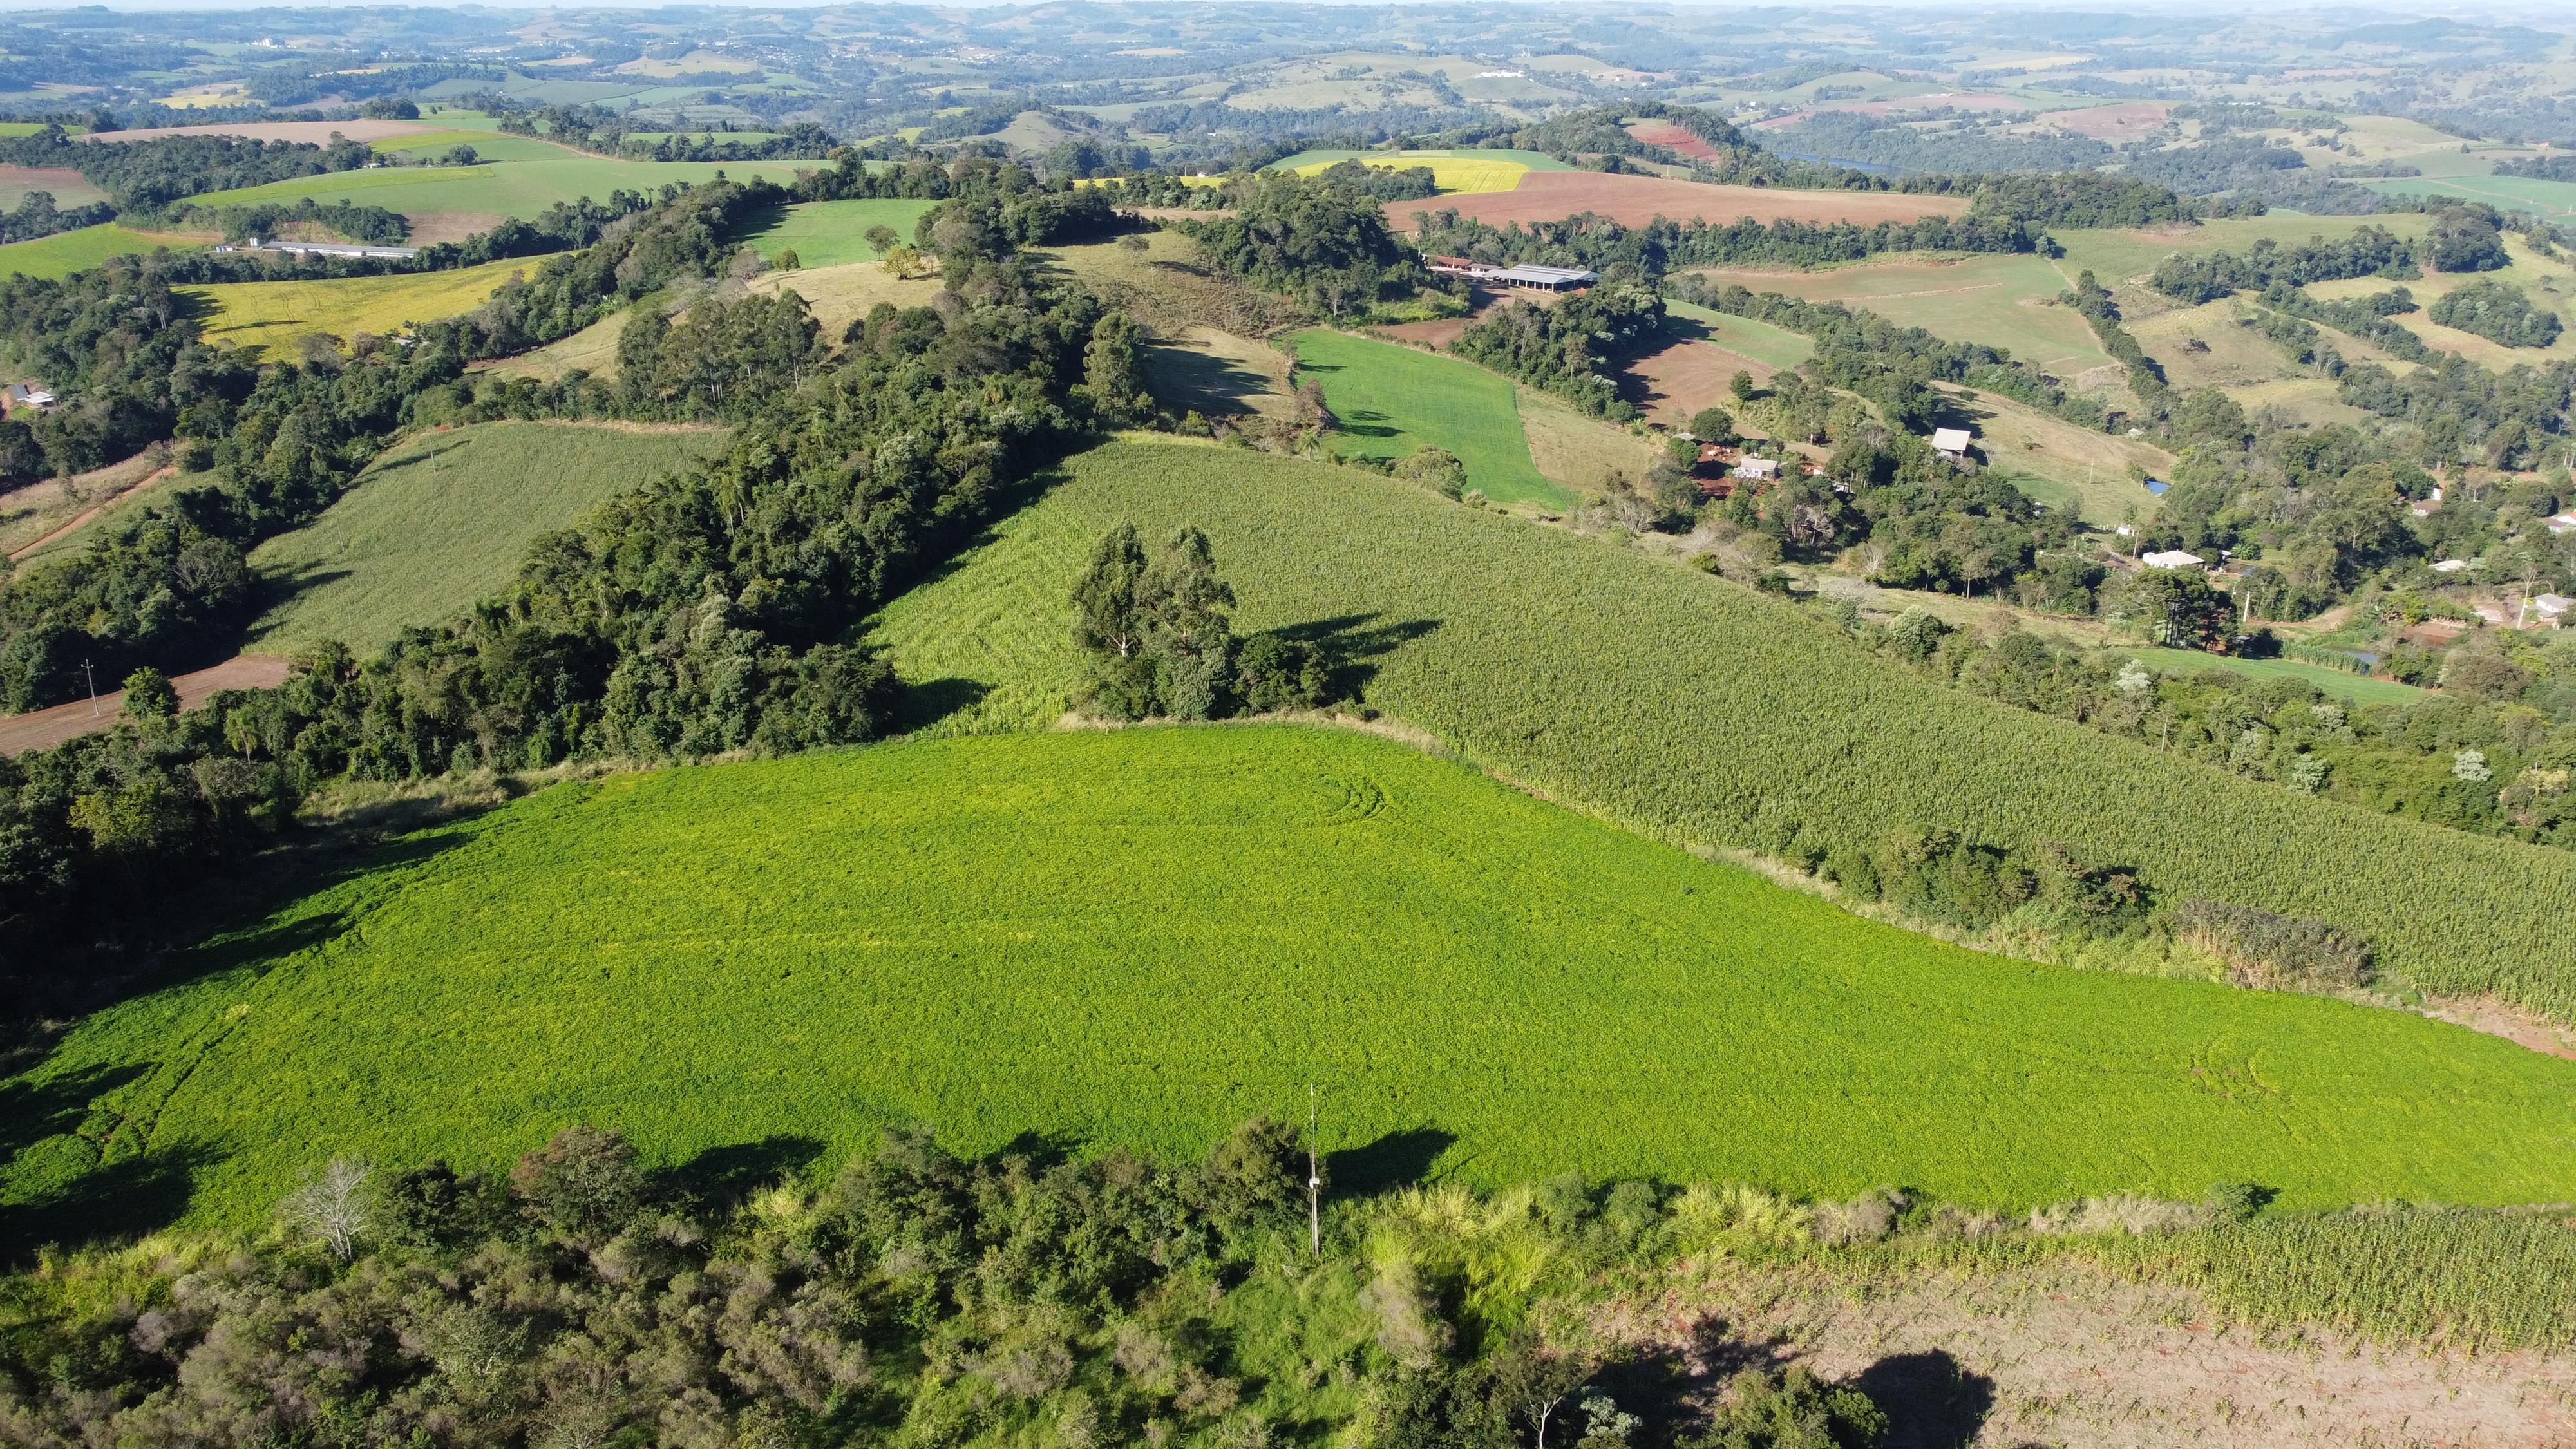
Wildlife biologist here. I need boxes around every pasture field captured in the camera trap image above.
[2369,174,2576,219]
[2117,647,2425,707]
[184,157,815,223]
[246,421,728,654]
[1684,253,2109,375]
[9,726,2573,1235]
[739,198,938,268]
[1288,327,1569,506]
[868,437,2576,1022]
[183,254,556,354]
[1940,386,2174,526]
[2306,235,2576,370]
[0,223,207,279]
[0,165,108,209]
[366,131,571,163]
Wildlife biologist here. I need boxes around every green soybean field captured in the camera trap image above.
[871,437,2576,1023]
[8,726,2572,1240]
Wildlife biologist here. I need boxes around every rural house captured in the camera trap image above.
[1930,427,1971,460]
[2139,549,2205,570]
[3,383,54,411]
[1732,456,1781,481]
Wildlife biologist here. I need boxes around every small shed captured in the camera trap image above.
[2535,593,2573,622]
[2139,549,2205,570]
[1929,427,1971,460]
[2430,558,2470,574]
[2548,511,2576,536]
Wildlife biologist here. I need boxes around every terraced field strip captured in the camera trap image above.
[15,726,2573,1229]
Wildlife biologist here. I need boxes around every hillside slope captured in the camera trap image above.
[871,437,2576,1019]
[10,726,2571,1238]
[247,421,728,654]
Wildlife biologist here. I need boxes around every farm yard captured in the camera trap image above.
[180,253,553,355]
[1383,172,1970,231]
[1288,327,1570,506]
[12,723,2573,1238]
[245,421,730,654]
[869,438,2576,1025]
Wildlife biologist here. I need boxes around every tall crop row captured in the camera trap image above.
[880,438,2576,1023]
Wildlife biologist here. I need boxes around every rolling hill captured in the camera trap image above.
[7,724,2571,1244]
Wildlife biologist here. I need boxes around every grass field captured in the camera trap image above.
[1289,328,1568,506]
[0,223,207,279]
[866,437,2576,1023]
[185,158,816,222]
[1686,253,2110,375]
[245,421,728,654]
[366,131,571,164]
[2117,647,2424,706]
[739,198,938,269]
[1667,302,1816,370]
[1288,153,1531,194]
[184,254,558,354]
[2369,174,2576,220]
[9,726,2571,1238]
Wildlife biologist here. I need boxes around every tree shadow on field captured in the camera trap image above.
[1853,1350,1995,1449]
[0,1145,209,1267]
[656,1135,828,1212]
[894,676,990,732]
[1324,1126,1456,1197]
[1262,613,1441,703]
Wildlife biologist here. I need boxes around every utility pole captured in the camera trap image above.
[81,658,99,717]
[1307,1083,1321,1261]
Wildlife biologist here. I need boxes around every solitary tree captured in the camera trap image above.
[120,666,179,719]
[1729,369,1757,403]
[279,1157,376,1262]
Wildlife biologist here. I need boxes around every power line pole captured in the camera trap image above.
[1306,1083,1321,1262]
[81,658,99,717]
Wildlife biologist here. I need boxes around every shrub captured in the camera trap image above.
[2174,898,2374,989]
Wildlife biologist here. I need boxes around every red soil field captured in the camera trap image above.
[2049,102,2173,141]
[0,656,292,756]
[1627,120,1721,161]
[1386,171,1968,231]
[73,119,440,145]
[1620,331,1788,424]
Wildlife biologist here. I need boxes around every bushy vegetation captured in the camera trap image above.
[13,724,2573,1235]
[1451,283,1665,419]
[867,438,2576,1023]
[1408,209,2031,281]
[2427,278,2564,348]
[1178,169,1430,320]
[1832,603,2576,853]
[2148,224,2421,305]
[0,126,375,213]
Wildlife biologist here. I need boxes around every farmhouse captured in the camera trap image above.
[3,383,54,411]
[1929,427,1971,460]
[1423,255,1600,291]
[2139,549,2205,570]
[214,238,421,261]
[1732,456,1781,481]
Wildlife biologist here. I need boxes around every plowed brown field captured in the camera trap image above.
[1385,172,1968,231]
[1626,120,1721,160]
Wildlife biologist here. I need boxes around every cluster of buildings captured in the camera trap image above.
[210,238,421,261]
[1423,256,1601,292]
